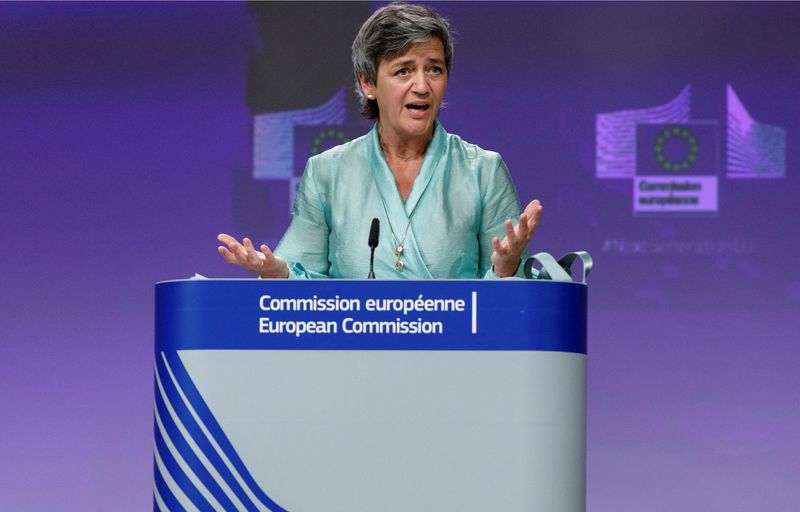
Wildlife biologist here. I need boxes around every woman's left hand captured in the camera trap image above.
[491,199,542,277]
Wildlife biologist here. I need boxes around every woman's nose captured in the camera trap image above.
[410,70,429,94]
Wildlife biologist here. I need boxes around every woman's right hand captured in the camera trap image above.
[217,234,289,279]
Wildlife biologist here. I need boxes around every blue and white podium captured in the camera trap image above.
[153,279,587,512]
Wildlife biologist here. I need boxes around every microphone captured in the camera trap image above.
[368,218,379,279]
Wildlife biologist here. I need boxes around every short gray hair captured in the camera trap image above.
[352,2,454,120]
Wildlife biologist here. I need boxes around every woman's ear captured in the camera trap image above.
[359,73,375,100]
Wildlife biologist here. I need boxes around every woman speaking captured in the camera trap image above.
[218,3,541,279]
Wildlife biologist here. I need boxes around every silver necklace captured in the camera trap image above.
[377,197,416,271]
[376,133,426,271]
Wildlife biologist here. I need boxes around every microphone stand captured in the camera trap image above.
[368,218,379,279]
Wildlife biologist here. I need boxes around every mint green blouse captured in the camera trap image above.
[274,122,526,279]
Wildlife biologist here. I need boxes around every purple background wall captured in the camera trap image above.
[2,2,798,510]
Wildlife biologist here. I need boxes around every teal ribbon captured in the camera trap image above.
[523,251,593,283]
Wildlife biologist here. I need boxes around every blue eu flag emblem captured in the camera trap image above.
[636,122,719,177]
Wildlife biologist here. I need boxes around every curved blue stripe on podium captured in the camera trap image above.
[154,460,185,512]
[156,354,262,511]
[155,372,239,511]
[154,422,214,511]
[161,352,289,512]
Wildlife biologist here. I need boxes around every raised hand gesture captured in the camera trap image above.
[217,234,289,279]
[491,199,542,277]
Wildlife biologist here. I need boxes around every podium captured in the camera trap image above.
[153,279,587,512]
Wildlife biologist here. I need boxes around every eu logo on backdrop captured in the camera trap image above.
[596,84,785,216]
[634,122,719,213]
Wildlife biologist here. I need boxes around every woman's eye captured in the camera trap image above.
[396,68,409,76]
[429,66,442,74]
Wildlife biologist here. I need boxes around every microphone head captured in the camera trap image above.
[369,218,380,248]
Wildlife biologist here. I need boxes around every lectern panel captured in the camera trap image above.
[154,280,587,512]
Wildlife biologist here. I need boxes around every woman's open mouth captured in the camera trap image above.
[406,103,431,117]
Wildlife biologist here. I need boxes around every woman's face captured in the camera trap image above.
[362,38,448,144]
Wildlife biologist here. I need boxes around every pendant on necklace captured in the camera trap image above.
[395,245,405,271]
